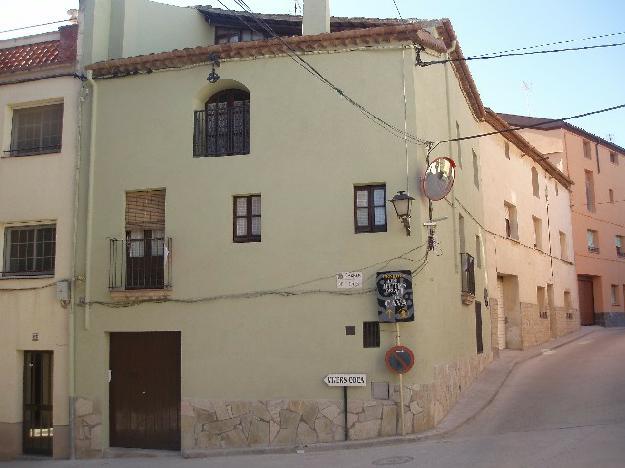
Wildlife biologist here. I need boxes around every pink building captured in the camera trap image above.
[501,114,625,327]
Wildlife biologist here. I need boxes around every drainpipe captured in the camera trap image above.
[84,69,98,332]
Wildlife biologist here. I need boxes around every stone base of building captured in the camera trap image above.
[73,352,492,457]
[594,312,625,327]
[0,422,69,460]
[521,302,551,348]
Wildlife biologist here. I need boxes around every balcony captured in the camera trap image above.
[460,252,475,305]
[109,237,172,291]
[588,246,600,254]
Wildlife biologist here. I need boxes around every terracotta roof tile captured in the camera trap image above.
[0,24,77,75]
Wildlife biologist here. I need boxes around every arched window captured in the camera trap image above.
[193,89,250,157]
[531,167,539,198]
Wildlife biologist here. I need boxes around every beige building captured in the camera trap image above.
[502,114,625,327]
[72,0,494,457]
[0,25,80,459]
[481,110,579,351]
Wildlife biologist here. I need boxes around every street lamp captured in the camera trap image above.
[390,191,415,236]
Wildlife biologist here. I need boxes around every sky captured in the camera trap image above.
[2,0,624,146]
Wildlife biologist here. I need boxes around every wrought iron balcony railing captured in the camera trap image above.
[109,237,172,290]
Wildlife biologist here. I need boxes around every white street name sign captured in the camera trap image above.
[336,272,363,289]
[323,374,367,386]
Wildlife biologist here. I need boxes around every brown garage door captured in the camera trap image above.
[109,332,180,450]
[578,278,595,326]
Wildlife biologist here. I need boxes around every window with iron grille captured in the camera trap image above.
[460,252,475,295]
[193,89,250,157]
[354,185,386,233]
[9,104,63,156]
[363,321,380,348]
[234,195,261,242]
[3,225,55,276]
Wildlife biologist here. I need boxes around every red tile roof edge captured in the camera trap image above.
[86,23,446,77]
[484,108,574,188]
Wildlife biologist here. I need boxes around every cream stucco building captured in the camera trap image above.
[71,0,494,457]
[481,110,579,352]
[0,25,80,459]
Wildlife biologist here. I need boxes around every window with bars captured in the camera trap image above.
[363,321,380,348]
[9,104,63,156]
[233,195,261,242]
[3,225,56,276]
[193,89,250,157]
[354,185,386,233]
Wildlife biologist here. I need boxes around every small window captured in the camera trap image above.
[194,89,250,157]
[611,285,619,306]
[609,189,614,203]
[610,151,618,165]
[555,181,559,196]
[532,216,542,250]
[363,322,380,348]
[455,121,462,167]
[584,170,595,212]
[559,231,568,261]
[531,167,539,198]
[504,141,510,159]
[587,229,599,253]
[9,103,63,156]
[233,195,261,242]
[616,235,624,257]
[459,214,465,253]
[583,140,591,159]
[461,252,475,295]
[472,149,480,189]
[504,202,518,240]
[215,27,266,44]
[3,225,56,276]
[475,235,482,268]
[354,185,386,233]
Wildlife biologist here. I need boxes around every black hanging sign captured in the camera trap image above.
[376,270,414,323]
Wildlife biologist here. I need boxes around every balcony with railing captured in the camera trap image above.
[109,237,172,292]
[193,99,250,157]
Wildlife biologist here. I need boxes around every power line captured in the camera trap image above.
[442,104,625,144]
[0,19,70,35]
[475,30,625,58]
[391,0,403,20]
[418,41,625,66]
[219,0,433,146]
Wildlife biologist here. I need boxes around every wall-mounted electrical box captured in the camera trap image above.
[56,280,71,302]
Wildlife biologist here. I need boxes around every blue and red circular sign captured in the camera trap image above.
[385,345,415,374]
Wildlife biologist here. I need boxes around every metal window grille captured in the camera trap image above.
[354,185,387,233]
[193,90,250,157]
[460,252,475,295]
[8,104,63,156]
[363,322,380,348]
[3,226,55,276]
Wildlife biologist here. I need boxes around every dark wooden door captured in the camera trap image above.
[109,332,180,450]
[578,278,595,325]
[475,301,484,354]
[23,351,53,456]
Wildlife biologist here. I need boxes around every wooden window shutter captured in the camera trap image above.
[125,190,166,230]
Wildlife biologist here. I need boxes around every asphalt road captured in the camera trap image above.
[6,327,625,468]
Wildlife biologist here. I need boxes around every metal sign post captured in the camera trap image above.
[396,323,405,436]
[323,374,367,441]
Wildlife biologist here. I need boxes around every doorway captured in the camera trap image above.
[578,277,595,325]
[23,351,53,456]
[109,332,181,450]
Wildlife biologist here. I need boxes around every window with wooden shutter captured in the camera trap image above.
[354,185,386,233]
[233,195,261,242]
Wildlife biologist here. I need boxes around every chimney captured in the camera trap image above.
[302,0,330,35]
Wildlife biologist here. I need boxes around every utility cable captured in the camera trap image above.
[0,19,71,35]
[417,41,625,66]
[391,0,403,20]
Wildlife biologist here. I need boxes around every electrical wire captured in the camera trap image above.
[0,281,57,291]
[218,0,433,146]
[571,198,625,208]
[391,0,403,20]
[0,19,71,35]
[442,104,625,144]
[418,41,625,66]
[475,30,625,58]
